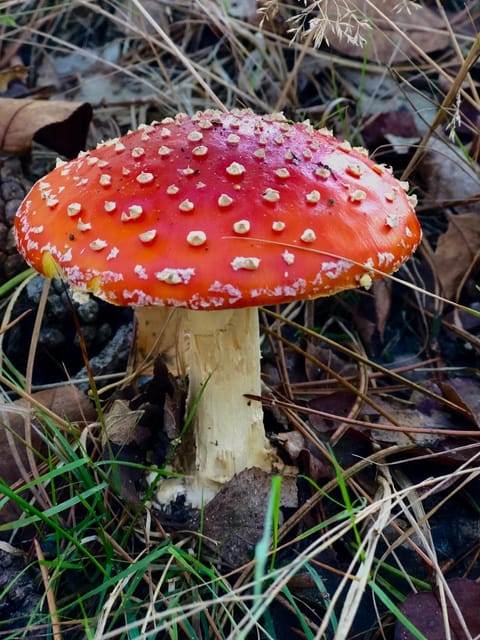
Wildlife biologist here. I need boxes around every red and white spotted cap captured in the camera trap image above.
[15,109,421,309]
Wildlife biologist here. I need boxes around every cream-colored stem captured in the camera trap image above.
[134,307,275,502]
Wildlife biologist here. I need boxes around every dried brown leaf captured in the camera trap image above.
[325,0,449,63]
[363,396,447,446]
[418,138,480,212]
[439,378,480,428]
[273,430,332,481]
[104,399,140,447]
[433,213,480,299]
[395,578,480,639]
[309,390,358,433]
[0,386,95,483]
[200,467,297,566]
[101,399,150,506]
[362,110,420,155]
[0,98,92,156]
[0,386,95,525]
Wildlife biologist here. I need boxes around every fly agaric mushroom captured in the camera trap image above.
[15,109,421,503]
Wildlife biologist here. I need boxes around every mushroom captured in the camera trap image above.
[15,109,421,504]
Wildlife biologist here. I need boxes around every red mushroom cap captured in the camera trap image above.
[15,109,421,310]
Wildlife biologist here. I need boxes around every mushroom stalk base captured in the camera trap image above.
[136,307,277,505]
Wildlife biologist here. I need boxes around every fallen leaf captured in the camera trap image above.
[395,578,480,639]
[304,341,358,384]
[102,399,151,506]
[0,98,92,156]
[324,0,449,64]
[438,378,480,428]
[200,468,297,567]
[417,137,480,213]
[433,213,480,299]
[309,390,358,433]
[362,110,420,156]
[101,358,186,505]
[362,396,447,447]
[0,386,96,526]
[272,430,332,482]
[104,399,141,447]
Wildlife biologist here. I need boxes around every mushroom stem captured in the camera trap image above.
[135,307,277,503]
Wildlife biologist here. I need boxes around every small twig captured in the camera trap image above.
[248,393,480,438]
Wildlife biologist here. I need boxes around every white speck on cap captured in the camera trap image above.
[106,247,119,260]
[226,162,246,176]
[77,218,92,231]
[136,172,155,184]
[300,229,316,243]
[232,220,250,234]
[305,190,321,203]
[349,189,367,203]
[187,131,203,142]
[230,256,260,271]
[192,145,208,157]
[121,205,143,221]
[90,239,108,251]
[263,188,280,202]
[186,230,207,246]
[385,213,399,228]
[218,194,233,207]
[67,203,82,217]
[99,174,112,187]
[155,267,195,284]
[179,199,194,212]
[134,264,148,279]
[227,134,241,145]
[282,250,295,265]
[139,229,157,243]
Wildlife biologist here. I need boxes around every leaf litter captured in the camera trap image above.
[0,1,479,638]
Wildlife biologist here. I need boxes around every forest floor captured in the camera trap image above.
[0,1,480,639]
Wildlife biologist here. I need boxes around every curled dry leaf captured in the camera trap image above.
[272,430,332,482]
[324,0,449,64]
[0,98,92,156]
[102,399,151,506]
[104,399,141,447]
